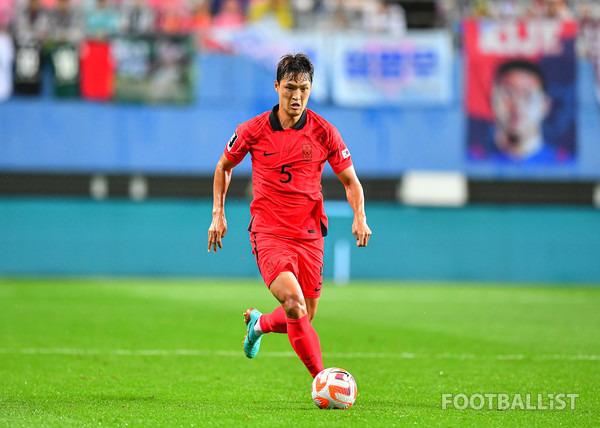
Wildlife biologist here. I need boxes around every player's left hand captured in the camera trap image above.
[352,216,371,247]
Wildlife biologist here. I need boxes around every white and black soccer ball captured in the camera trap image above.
[311,367,357,409]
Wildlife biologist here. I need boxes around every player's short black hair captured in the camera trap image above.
[494,60,547,92]
[276,53,314,84]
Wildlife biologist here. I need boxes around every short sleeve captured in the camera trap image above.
[326,126,353,174]
[223,125,249,165]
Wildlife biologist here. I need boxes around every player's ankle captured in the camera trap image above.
[253,316,264,337]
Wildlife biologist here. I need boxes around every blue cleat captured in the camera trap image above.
[243,308,263,359]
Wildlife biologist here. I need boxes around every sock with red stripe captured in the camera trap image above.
[286,314,324,378]
[258,305,287,334]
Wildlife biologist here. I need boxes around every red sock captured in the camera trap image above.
[259,306,287,333]
[286,314,324,378]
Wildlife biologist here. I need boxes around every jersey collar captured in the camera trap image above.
[269,105,307,131]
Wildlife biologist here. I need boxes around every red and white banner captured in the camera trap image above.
[464,19,577,164]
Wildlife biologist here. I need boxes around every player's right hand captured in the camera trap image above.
[208,214,227,253]
[352,215,372,247]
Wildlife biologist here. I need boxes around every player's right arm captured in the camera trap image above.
[208,154,237,253]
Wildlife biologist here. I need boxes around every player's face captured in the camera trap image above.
[275,74,311,120]
[492,70,550,141]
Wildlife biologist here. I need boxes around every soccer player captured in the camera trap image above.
[207,53,371,378]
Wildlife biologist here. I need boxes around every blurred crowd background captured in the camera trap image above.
[0,0,599,103]
[1,0,599,51]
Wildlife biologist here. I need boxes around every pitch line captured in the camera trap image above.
[0,348,598,361]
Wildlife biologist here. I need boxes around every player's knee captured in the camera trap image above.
[282,295,307,319]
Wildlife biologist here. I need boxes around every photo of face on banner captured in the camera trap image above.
[491,60,552,160]
[465,19,577,165]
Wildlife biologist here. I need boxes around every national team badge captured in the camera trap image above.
[342,148,350,159]
[302,143,313,160]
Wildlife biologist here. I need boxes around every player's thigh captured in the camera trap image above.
[270,271,304,305]
[250,232,300,290]
[296,238,324,300]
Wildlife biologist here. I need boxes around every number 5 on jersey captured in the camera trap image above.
[280,164,292,183]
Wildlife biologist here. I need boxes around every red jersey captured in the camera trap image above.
[224,105,353,240]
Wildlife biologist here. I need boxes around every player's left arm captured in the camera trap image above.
[336,165,372,247]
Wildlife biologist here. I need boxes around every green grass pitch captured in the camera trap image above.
[1,278,599,427]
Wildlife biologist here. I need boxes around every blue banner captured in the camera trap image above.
[330,31,453,107]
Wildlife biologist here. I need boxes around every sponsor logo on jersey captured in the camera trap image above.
[302,143,313,160]
[227,132,238,151]
[342,148,350,159]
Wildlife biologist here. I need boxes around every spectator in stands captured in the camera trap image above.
[192,0,212,31]
[119,0,155,35]
[13,0,50,43]
[84,0,119,38]
[247,0,294,30]
[212,0,245,28]
[471,0,491,18]
[49,0,83,43]
[579,2,600,104]
[211,0,250,17]
[542,0,573,20]
[0,0,13,31]
[362,0,406,37]
[156,0,194,34]
[496,0,519,19]
[191,0,213,48]
[290,0,316,29]
[316,0,362,31]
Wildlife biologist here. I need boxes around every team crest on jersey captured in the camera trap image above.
[302,143,313,160]
[226,132,238,152]
[342,148,350,159]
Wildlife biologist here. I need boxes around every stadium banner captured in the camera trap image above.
[80,39,114,101]
[0,32,13,101]
[464,19,578,164]
[51,43,80,98]
[113,34,194,104]
[329,30,453,107]
[207,25,328,103]
[112,35,153,103]
[13,40,42,96]
[146,34,194,104]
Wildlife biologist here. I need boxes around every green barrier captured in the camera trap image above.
[1,198,599,283]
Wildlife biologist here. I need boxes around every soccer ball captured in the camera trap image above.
[311,367,357,409]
